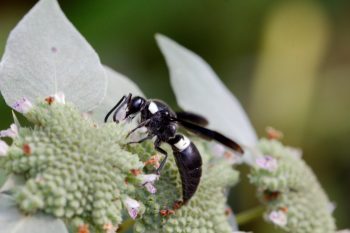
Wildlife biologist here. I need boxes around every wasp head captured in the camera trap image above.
[125,96,146,120]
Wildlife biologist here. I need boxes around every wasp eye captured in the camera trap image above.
[126,97,145,118]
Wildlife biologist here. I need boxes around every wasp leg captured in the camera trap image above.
[127,135,153,145]
[125,119,150,139]
[154,138,168,174]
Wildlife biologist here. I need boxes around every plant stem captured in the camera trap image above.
[117,218,135,233]
[236,205,265,225]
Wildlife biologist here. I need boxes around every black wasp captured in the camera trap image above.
[105,94,243,207]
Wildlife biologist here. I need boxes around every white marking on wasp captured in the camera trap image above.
[174,136,191,151]
[148,102,159,114]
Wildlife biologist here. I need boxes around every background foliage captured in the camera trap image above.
[0,0,349,232]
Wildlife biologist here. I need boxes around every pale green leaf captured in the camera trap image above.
[0,174,25,193]
[0,194,68,233]
[0,0,107,112]
[11,111,21,129]
[91,65,144,122]
[0,170,6,189]
[156,34,257,148]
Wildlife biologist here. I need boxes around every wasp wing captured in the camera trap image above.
[172,117,243,154]
[175,111,209,126]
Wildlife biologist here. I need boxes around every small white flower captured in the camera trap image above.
[140,174,159,184]
[327,201,336,214]
[54,92,65,104]
[210,143,226,157]
[0,140,9,156]
[123,197,140,219]
[256,155,278,172]
[268,210,287,227]
[139,174,159,194]
[144,182,157,194]
[0,123,18,139]
[81,111,93,120]
[210,143,241,165]
[286,146,302,159]
[12,97,33,114]
[103,223,118,233]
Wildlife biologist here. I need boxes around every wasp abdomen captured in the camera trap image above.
[169,135,202,204]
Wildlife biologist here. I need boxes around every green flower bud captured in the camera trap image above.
[133,141,240,233]
[0,100,242,232]
[0,101,144,230]
[249,139,336,233]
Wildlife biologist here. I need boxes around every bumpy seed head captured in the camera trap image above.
[0,100,144,230]
[249,139,336,233]
[132,140,240,233]
[0,98,242,232]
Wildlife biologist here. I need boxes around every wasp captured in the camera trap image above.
[105,94,243,206]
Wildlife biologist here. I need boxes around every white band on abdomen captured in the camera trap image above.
[174,135,191,151]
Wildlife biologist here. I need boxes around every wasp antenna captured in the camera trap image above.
[104,95,127,123]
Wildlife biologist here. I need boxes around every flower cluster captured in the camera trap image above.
[249,138,336,233]
[0,97,145,231]
[0,96,241,233]
[132,140,240,233]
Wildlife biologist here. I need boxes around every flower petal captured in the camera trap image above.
[268,210,287,226]
[0,140,9,156]
[12,98,33,114]
[0,124,18,139]
[123,197,140,219]
[139,174,159,194]
[256,156,278,172]
[54,92,65,104]
[144,183,157,194]
[139,174,159,185]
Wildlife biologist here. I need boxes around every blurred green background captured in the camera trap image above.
[0,0,349,232]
